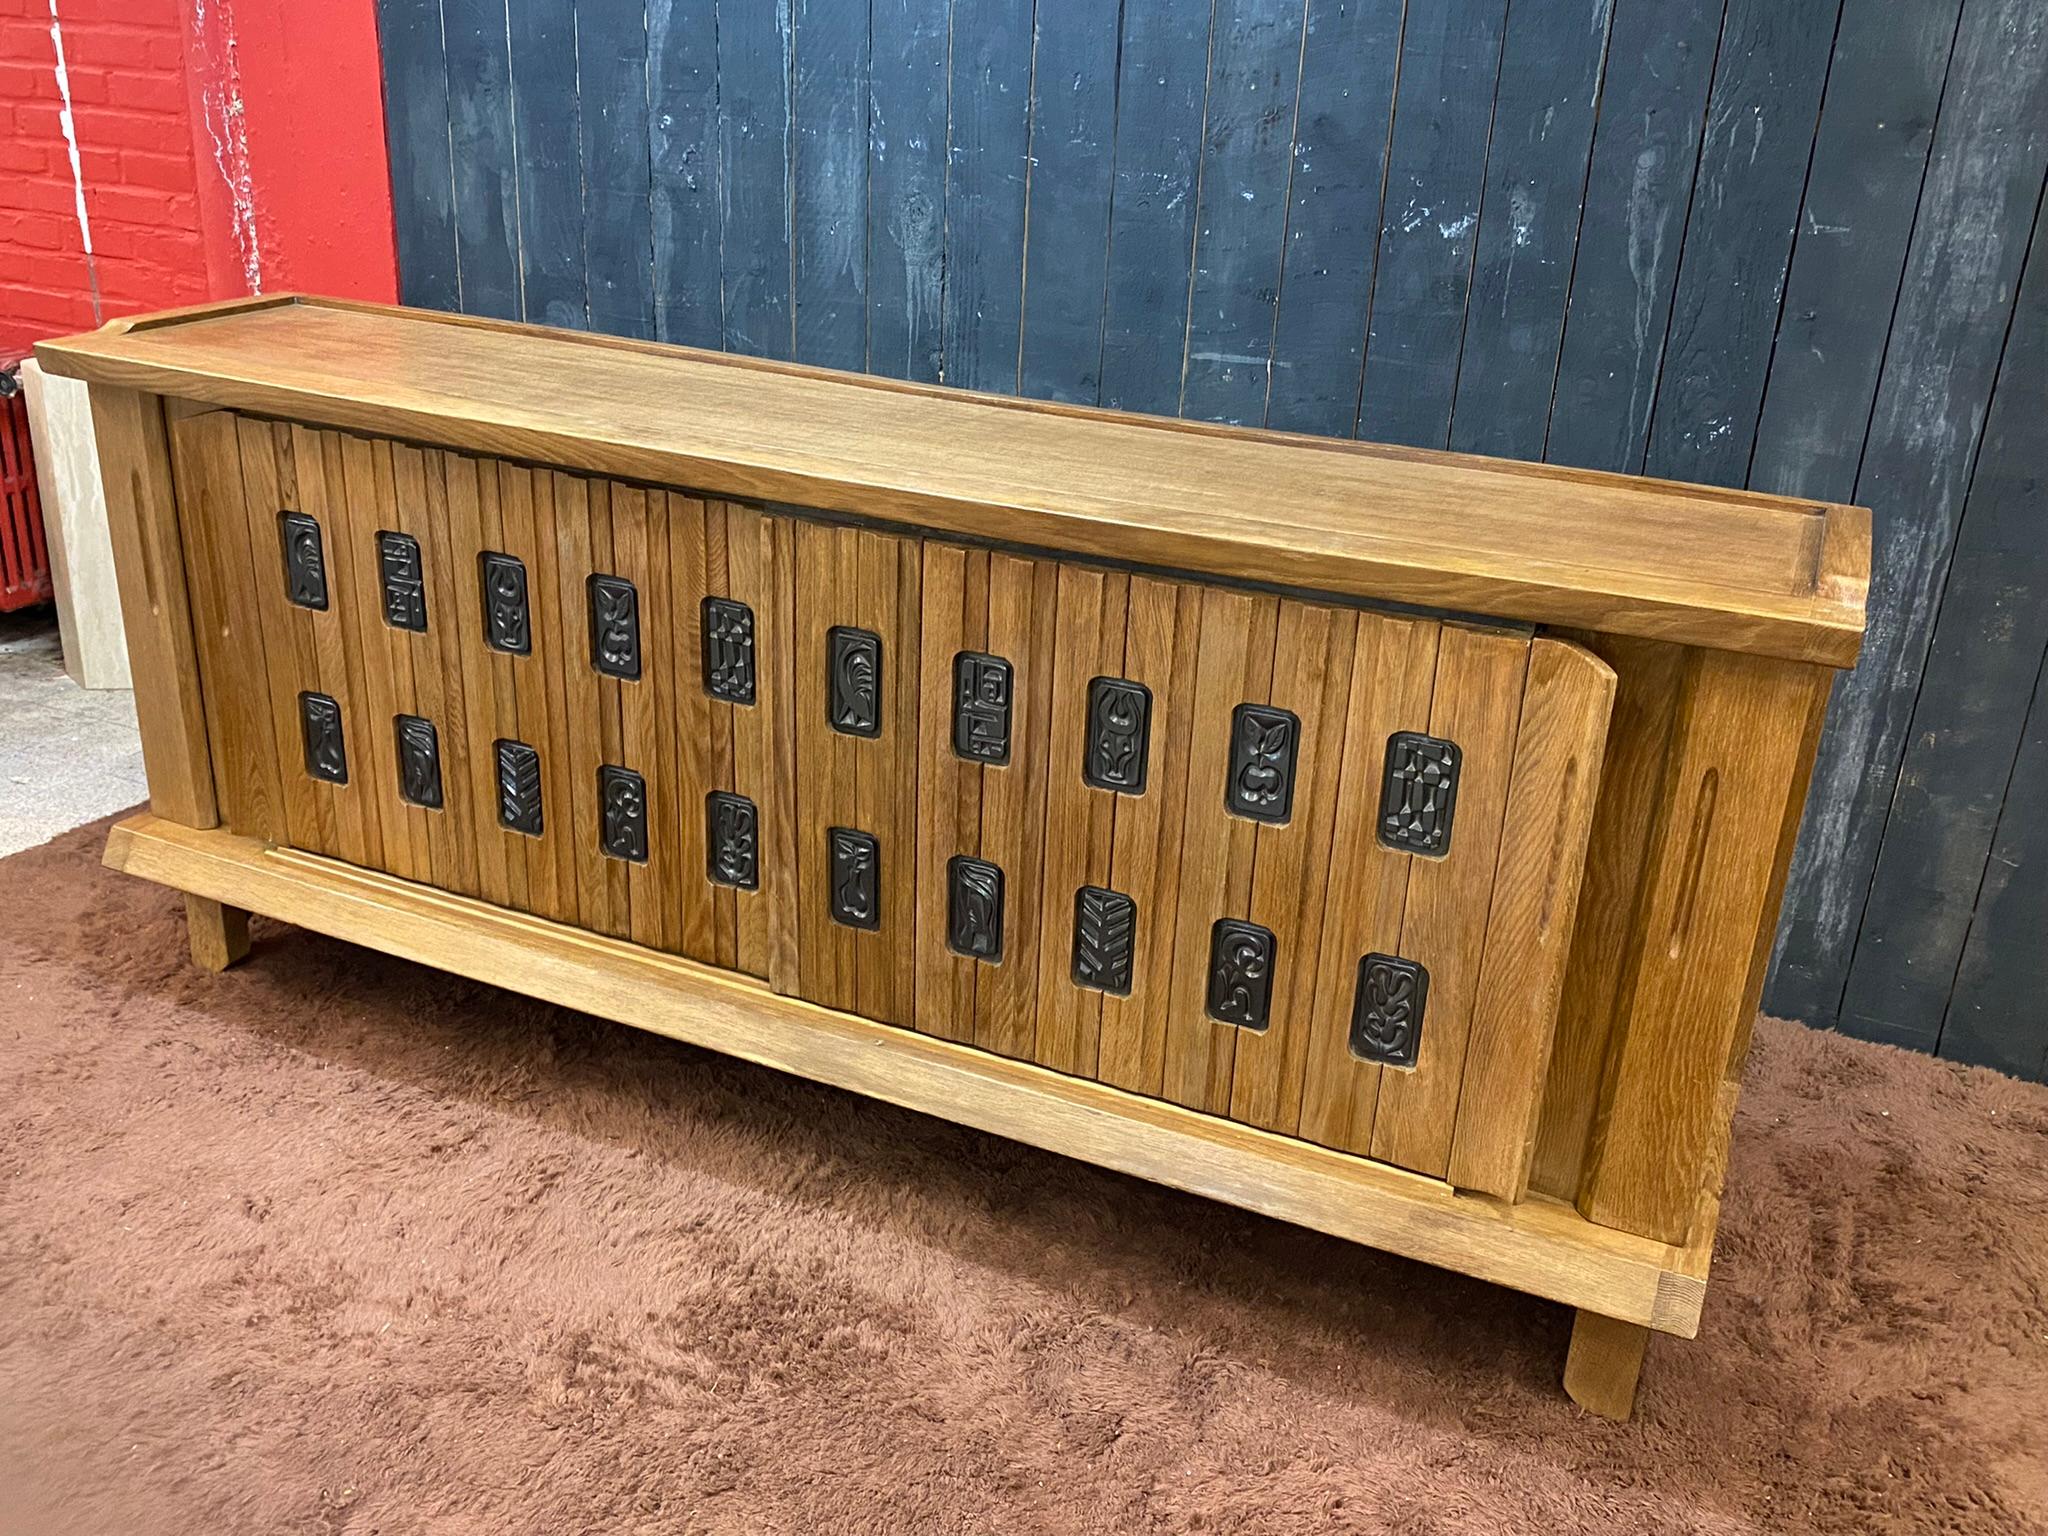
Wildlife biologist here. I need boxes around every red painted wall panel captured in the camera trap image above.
[0,0,397,363]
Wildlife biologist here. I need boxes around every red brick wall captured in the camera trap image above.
[0,0,396,364]
[1,0,212,359]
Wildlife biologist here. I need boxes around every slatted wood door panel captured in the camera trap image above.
[186,409,1614,1200]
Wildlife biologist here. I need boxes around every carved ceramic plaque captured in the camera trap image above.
[1349,953,1428,1068]
[278,511,328,611]
[702,597,757,704]
[1225,704,1299,824]
[1206,918,1275,1029]
[952,651,1012,764]
[378,531,427,631]
[395,712,442,808]
[1379,731,1462,855]
[299,691,347,783]
[828,827,880,929]
[1071,885,1137,995]
[495,738,543,834]
[707,791,759,889]
[587,574,641,680]
[828,627,882,737]
[1083,677,1151,793]
[947,855,1005,961]
[599,765,649,862]
[480,552,531,655]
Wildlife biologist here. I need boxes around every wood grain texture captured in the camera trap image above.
[1447,638,1616,1199]
[914,542,984,1041]
[184,893,250,973]
[82,387,219,830]
[38,300,1867,668]
[1563,1309,1649,1421]
[105,810,1719,1338]
[1228,601,1356,1133]
[1370,626,1530,1177]
[1529,635,1689,1198]
[726,503,799,985]
[1579,652,1835,1243]
[1296,613,1440,1154]
[1160,588,1277,1115]
[166,409,282,843]
[1032,563,1128,1074]
[1096,576,1201,1097]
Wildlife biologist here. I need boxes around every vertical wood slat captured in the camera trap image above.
[703,502,742,969]
[442,447,519,910]
[166,410,282,844]
[1529,635,1688,1198]
[552,472,623,937]
[388,444,464,893]
[419,448,480,897]
[719,501,798,982]
[614,486,679,953]
[497,462,579,924]
[668,492,721,962]
[1369,626,1529,1177]
[229,416,326,859]
[340,437,436,887]
[1296,613,1441,1154]
[1096,575,1202,1096]
[1159,588,1279,1115]
[1228,601,1357,1134]
[1032,563,1129,1073]
[794,519,858,1011]
[1446,638,1617,1199]
[975,554,1060,1054]
[915,542,985,1040]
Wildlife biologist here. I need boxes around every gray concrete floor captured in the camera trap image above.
[0,608,148,858]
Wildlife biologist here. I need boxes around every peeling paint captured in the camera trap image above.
[47,0,101,323]
[191,0,264,293]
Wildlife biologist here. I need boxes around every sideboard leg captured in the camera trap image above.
[186,895,251,972]
[1563,1308,1648,1421]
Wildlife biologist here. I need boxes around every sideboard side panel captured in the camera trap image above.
[86,386,217,829]
[1578,650,1835,1243]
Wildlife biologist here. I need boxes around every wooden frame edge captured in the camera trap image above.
[103,812,1710,1336]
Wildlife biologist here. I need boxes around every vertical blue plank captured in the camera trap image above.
[1017,0,1123,403]
[1099,3,1216,415]
[1356,0,1510,447]
[867,0,949,381]
[580,0,656,340]
[1945,655,2048,1082]
[943,0,1036,393]
[442,0,522,320]
[718,0,796,358]
[1843,189,2048,1057]
[1748,0,1961,504]
[793,0,871,370]
[1447,0,1612,462]
[1543,0,1724,471]
[1179,0,1308,425]
[375,0,461,312]
[507,0,586,328]
[648,0,724,349]
[1265,0,1404,436]
[1643,0,1841,487]
[1766,0,2048,1033]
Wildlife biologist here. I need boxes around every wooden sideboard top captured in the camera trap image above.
[38,294,1868,666]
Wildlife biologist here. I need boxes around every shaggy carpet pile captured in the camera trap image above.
[2,816,2044,1534]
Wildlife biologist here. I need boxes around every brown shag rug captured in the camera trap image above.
[2,816,2045,1535]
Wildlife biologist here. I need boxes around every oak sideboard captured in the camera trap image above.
[38,295,1868,1420]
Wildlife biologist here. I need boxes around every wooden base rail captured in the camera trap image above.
[111,813,1721,1361]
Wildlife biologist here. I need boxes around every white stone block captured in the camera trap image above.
[20,358,130,690]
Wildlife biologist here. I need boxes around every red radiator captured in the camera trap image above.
[0,367,53,613]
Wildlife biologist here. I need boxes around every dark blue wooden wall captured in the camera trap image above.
[374,0,2048,1081]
